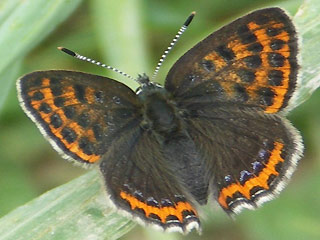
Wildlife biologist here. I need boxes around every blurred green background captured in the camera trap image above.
[0,0,319,239]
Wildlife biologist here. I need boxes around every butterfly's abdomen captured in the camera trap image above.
[143,92,181,137]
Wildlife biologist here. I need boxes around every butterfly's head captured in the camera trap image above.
[136,73,150,85]
[135,73,164,98]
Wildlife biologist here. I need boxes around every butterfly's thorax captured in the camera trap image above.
[138,83,181,138]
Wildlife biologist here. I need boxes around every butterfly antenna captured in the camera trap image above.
[57,47,136,82]
[151,11,196,81]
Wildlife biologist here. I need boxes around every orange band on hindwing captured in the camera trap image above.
[218,141,284,209]
[120,191,198,224]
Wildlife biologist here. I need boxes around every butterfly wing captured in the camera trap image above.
[99,128,201,233]
[164,8,303,213]
[17,70,142,165]
[165,7,298,114]
[18,70,201,232]
[185,104,303,213]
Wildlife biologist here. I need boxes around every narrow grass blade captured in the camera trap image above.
[0,170,135,240]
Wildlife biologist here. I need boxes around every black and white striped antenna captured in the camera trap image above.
[57,47,137,82]
[58,11,196,85]
[151,11,196,81]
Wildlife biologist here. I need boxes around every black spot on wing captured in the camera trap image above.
[61,127,77,144]
[74,84,86,103]
[237,68,255,83]
[268,70,283,86]
[216,45,235,62]
[270,39,286,50]
[50,77,63,96]
[268,53,285,67]
[258,87,275,106]
[63,106,76,119]
[79,137,94,155]
[32,91,44,101]
[200,59,216,72]
[237,25,257,44]
[77,112,91,128]
[54,97,65,107]
[247,42,263,53]
[39,103,52,114]
[50,113,63,129]
[234,83,249,102]
[243,55,262,68]
[266,27,282,37]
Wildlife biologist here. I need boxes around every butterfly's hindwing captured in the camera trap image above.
[185,104,303,213]
[99,129,201,233]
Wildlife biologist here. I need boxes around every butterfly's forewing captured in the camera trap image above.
[17,70,142,165]
[99,129,200,233]
[165,8,298,114]
[185,105,303,213]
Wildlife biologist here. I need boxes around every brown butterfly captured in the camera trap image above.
[17,8,302,233]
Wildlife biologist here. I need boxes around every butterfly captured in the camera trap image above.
[17,7,303,234]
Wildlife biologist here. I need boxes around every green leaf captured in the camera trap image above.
[0,0,19,24]
[0,170,135,240]
[0,0,82,110]
[90,0,149,90]
[0,61,21,110]
[1,0,319,239]
[289,0,320,110]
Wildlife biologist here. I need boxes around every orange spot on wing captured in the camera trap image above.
[246,22,292,113]
[42,78,50,87]
[85,87,96,104]
[228,39,251,59]
[218,142,284,209]
[204,52,227,71]
[31,77,100,163]
[86,129,96,142]
[120,191,197,223]
[62,86,80,106]
[272,23,285,29]
[264,64,290,113]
